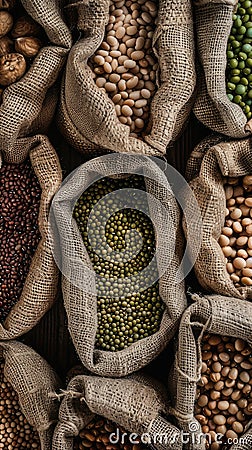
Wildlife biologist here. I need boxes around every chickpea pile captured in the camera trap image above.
[226,1,252,119]
[195,334,252,450]
[89,0,158,137]
[0,360,40,449]
[0,0,45,102]
[219,175,252,289]
[73,175,164,352]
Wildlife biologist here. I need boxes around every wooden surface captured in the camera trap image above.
[22,113,210,384]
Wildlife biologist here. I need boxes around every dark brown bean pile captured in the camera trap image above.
[0,0,46,102]
[0,360,41,449]
[195,334,252,450]
[74,415,146,450]
[0,160,41,323]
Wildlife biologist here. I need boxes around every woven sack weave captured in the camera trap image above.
[51,154,186,377]
[57,0,196,156]
[0,0,72,162]
[193,0,252,138]
[52,372,182,450]
[0,339,62,450]
[169,293,252,450]
[0,134,62,339]
[184,134,252,299]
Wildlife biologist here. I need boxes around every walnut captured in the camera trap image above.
[15,36,42,58]
[0,36,13,56]
[0,53,26,86]
[11,15,42,38]
[0,0,15,9]
[0,11,13,38]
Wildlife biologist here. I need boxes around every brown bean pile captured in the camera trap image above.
[0,360,41,449]
[89,0,158,137]
[219,175,252,289]
[74,415,146,450]
[195,334,252,450]
[0,0,45,102]
[0,160,41,323]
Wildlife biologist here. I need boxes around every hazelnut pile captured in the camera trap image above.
[195,334,252,450]
[0,0,45,102]
[0,360,41,448]
[219,175,252,289]
[88,0,158,137]
[74,415,145,450]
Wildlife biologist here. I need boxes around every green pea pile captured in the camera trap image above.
[226,1,252,119]
[73,175,164,352]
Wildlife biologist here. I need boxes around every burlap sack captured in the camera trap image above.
[0,339,62,450]
[57,0,196,156]
[52,372,182,450]
[184,134,252,299]
[169,293,252,450]
[0,134,62,339]
[51,154,186,377]
[0,0,72,162]
[193,0,252,138]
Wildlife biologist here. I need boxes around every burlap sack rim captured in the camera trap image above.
[194,0,238,5]
[173,294,252,449]
[0,0,72,158]
[8,0,72,83]
[63,166,179,339]
[60,0,195,155]
[61,372,170,415]
[1,46,69,98]
[193,0,252,137]
[185,138,252,300]
[52,373,180,450]
[61,53,164,156]
[4,348,58,433]
[0,135,62,339]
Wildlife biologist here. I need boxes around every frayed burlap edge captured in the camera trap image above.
[0,135,62,339]
[184,134,252,299]
[193,0,252,137]
[169,293,252,450]
[0,340,62,450]
[0,0,72,161]
[51,154,187,377]
[57,0,195,156]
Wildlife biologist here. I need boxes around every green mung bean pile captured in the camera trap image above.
[73,414,145,450]
[73,175,164,352]
[226,0,252,119]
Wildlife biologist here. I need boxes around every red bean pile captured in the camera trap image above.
[195,334,252,450]
[0,360,41,448]
[0,160,41,323]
